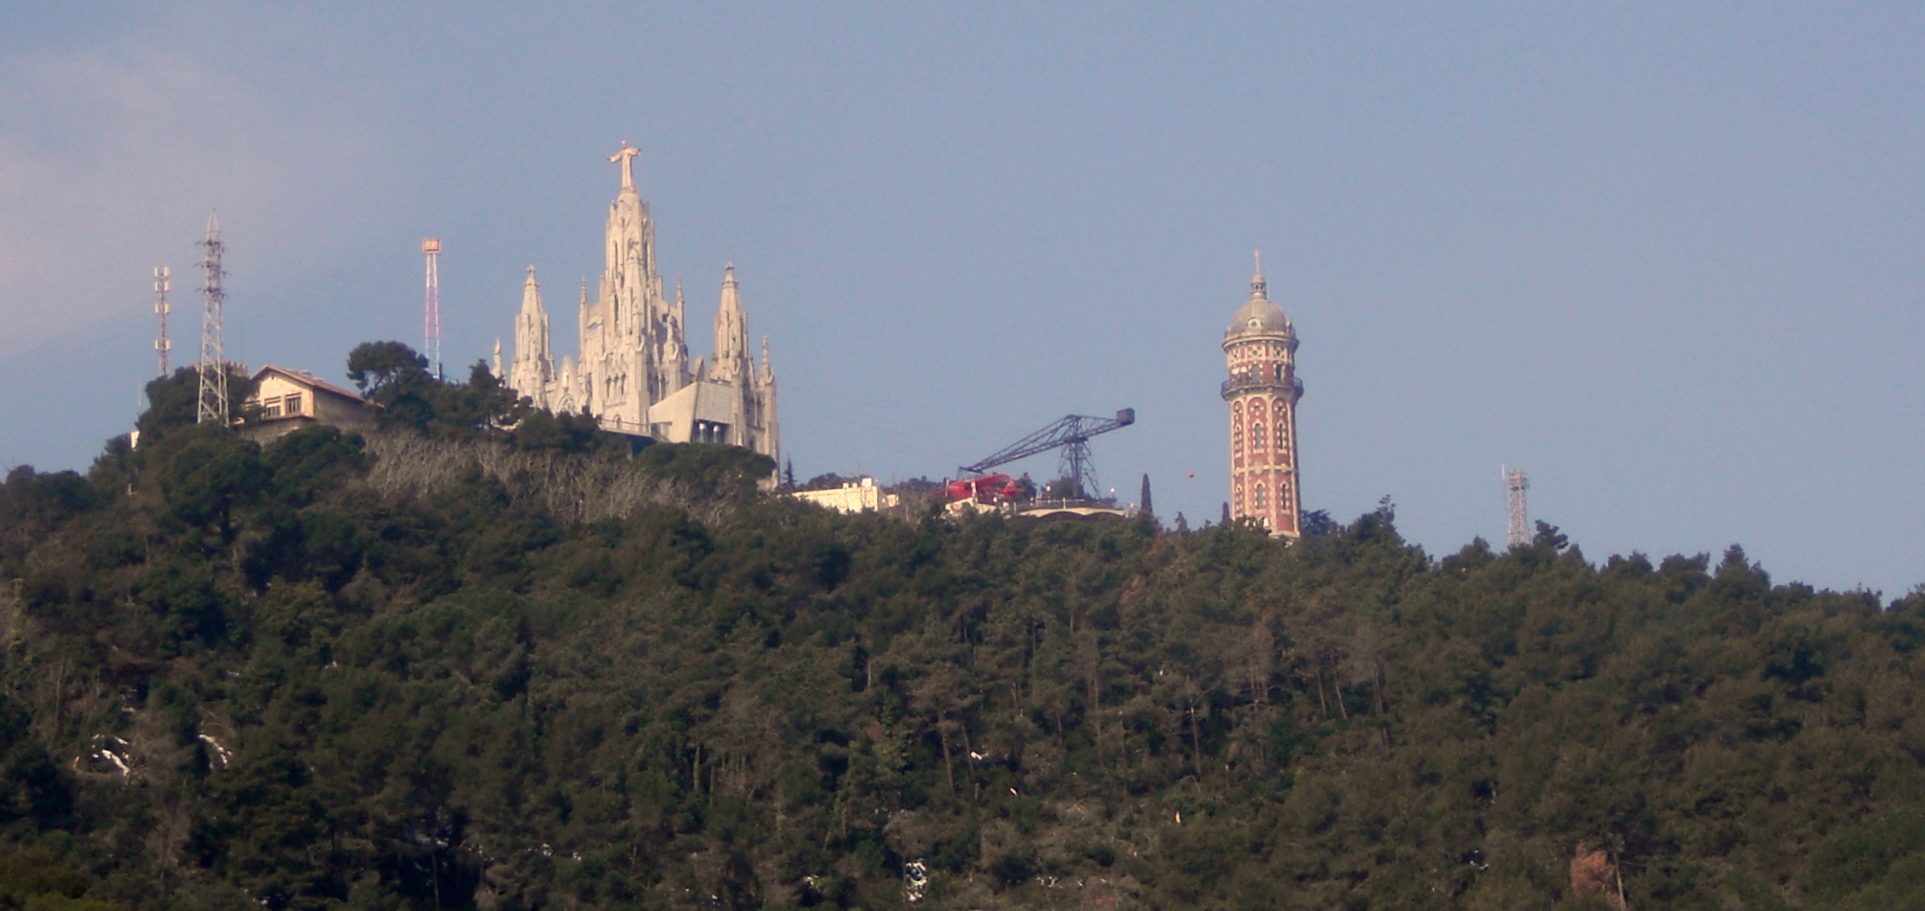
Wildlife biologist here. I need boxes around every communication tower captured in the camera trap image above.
[423,238,442,379]
[196,211,228,426]
[153,266,171,376]
[1504,465,1530,548]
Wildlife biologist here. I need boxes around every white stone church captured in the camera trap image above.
[502,143,779,462]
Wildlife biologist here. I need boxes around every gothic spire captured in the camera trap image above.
[520,266,542,313]
[713,263,751,384]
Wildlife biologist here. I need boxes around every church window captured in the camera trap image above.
[284,394,302,415]
[1251,422,1265,450]
[1254,482,1267,510]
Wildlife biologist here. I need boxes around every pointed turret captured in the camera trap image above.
[712,264,752,384]
[509,265,553,407]
[661,279,688,392]
[756,333,780,465]
[674,279,687,335]
[520,266,542,312]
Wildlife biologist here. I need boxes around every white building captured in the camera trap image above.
[505,143,779,462]
[791,478,899,515]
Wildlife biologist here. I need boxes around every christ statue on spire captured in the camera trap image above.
[609,142,641,189]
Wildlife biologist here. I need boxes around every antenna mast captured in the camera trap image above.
[1504,465,1530,548]
[153,266,172,377]
[423,238,442,380]
[195,212,228,426]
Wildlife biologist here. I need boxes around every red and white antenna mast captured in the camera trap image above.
[153,266,172,377]
[1503,465,1530,548]
[422,237,442,380]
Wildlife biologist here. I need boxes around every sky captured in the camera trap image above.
[2,3,1920,599]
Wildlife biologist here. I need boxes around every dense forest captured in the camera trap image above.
[2,346,1924,910]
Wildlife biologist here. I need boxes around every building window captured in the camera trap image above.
[1232,422,1243,456]
[1251,422,1265,450]
[1254,482,1267,510]
[284,394,303,415]
[1233,483,1243,512]
[261,397,282,418]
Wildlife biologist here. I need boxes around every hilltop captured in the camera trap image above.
[1,352,1923,910]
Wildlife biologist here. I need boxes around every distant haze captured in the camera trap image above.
[3,4,1920,597]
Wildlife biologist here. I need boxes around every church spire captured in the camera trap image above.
[509,265,553,406]
[1251,249,1267,299]
[712,263,751,384]
[520,265,541,312]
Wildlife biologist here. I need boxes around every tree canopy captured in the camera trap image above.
[0,345,1922,910]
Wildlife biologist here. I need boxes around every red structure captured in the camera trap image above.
[1222,253,1303,536]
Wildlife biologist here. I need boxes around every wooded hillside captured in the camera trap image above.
[2,358,1923,910]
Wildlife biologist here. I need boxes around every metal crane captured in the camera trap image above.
[961,409,1135,500]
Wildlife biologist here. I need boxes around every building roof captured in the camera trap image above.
[1226,261,1292,337]
[249,365,371,404]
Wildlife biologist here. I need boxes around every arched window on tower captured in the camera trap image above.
[1233,482,1244,513]
[1254,482,1267,511]
[1251,421,1265,450]
[1232,421,1243,457]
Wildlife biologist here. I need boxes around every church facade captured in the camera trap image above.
[1222,254,1303,536]
[504,144,779,461]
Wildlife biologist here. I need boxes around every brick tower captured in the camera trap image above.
[1222,252,1303,536]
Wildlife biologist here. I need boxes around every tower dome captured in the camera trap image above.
[1220,250,1303,538]
[1225,253,1292,337]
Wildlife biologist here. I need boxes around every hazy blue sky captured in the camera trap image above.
[3,3,1920,598]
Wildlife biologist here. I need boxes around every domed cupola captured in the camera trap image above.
[1226,253,1292,338]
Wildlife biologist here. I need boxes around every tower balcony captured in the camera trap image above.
[1221,374,1304,401]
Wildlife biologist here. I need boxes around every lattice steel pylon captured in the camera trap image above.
[153,266,172,377]
[196,211,228,426]
[1503,465,1530,548]
[422,237,442,379]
